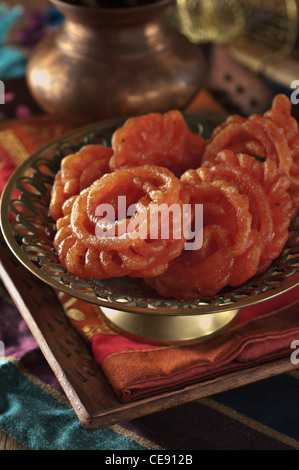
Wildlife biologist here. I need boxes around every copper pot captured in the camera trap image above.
[26,0,206,125]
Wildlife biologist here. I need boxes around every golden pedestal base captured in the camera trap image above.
[100,306,240,345]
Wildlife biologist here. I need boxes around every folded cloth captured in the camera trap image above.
[0,91,298,404]
[57,288,299,403]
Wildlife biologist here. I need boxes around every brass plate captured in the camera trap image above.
[0,115,298,344]
[100,305,240,345]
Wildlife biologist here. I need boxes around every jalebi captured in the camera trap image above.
[264,94,299,213]
[50,144,112,221]
[202,94,299,213]
[109,110,205,176]
[54,165,188,279]
[146,167,257,299]
[203,149,292,272]
[202,110,293,176]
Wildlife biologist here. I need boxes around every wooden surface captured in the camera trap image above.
[0,430,27,450]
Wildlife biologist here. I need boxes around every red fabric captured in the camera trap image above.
[68,288,299,402]
[0,143,16,193]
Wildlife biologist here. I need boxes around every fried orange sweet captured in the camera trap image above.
[146,169,256,299]
[202,111,293,177]
[50,144,112,221]
[264,93,298,142]
[109,110,205,176]
[203,94,299,213]
[264,94,299,212]
[203,150,292,272]
[145,224,233,299]
[54,165,188,279]
[288,134,299,211]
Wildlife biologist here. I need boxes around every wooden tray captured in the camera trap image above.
[0,233,297,429]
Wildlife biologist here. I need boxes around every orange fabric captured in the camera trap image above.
[0,114,73,159]
[60,286,299,402]
[185,88,226,114]
[98,302,299,402]
[0,91,298,403]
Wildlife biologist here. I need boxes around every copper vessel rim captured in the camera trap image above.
[49,0,173,15]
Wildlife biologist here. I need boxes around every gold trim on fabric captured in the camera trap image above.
[111,424,164,450]
[0,129,30,166]
[81,324,117,339]
[200,397,299,449]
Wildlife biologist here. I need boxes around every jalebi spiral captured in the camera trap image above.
[50,144,112,221]
[53,165,188,279]
[109,109,205,176]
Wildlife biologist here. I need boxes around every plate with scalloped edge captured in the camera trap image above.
[1,114,299,345]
